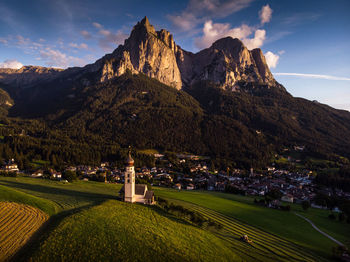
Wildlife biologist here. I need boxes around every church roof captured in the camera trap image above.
[135,184,147,195]
[125,150,134,165]
[145,191,154,200]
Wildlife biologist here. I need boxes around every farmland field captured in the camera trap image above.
[154,188,350,259]
[0,202,48,261]
[0,176,349,261]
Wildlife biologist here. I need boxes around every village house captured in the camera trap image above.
[174,183,182,190]
[31,170,43,178]
[3,159,19,172]
[281,194,294,203]
[186,184,195,190]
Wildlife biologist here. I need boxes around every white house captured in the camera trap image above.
[281,194,294,203]
[186,184,195,190]
[4,159,19,172]
[31,170,43,178]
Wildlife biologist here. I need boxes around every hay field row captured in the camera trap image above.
[0,202,48,262]
[166,199,325,262]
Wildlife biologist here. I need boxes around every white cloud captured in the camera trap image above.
[80,30,92,39]
[0,38,8,45]
[274,73,350,81]
[0,59,23,69]
[168,0,253,31]
[195,20,266,50]
[264,51,279,68]
[39,48,85,68]
[243,29,266,50]
[193,3,275,50]
[90,23,128,52]
[69,42,88,50]
[16,35,30,45]
[98,30,127,52]
[283,12,321,25]
[169,13,198,31]
[92,22,103,29]
[278,50,285,55]
[259,4,273,24]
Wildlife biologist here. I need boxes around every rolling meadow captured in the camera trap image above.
[0,176,349,261]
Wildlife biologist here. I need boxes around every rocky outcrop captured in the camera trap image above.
[175,37,278,90]
[95,17,279,91]
[95,17,182,90]
[0,17,280,92]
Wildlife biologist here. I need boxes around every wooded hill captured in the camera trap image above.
[0,71,350,169]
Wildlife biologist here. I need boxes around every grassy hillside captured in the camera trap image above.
[26,200,239,262]
[1,177,348,261]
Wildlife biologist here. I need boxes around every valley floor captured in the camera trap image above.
[0,177,349,261]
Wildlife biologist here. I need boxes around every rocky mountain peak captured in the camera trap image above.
[212,37,244,52]
[97,17,183,89]
[130,16,156,37]
[1,17,280,92]
[176,35,277,89]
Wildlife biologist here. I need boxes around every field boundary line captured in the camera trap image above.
[294,212,344,246]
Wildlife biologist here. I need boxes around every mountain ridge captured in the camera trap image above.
[0,16,280,92]
[0,17,349,167]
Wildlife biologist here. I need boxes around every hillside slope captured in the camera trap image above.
[0,17,349,166]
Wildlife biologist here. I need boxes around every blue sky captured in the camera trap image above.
[0,0,349,111]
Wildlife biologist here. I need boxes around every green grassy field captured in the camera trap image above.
[0,176,349,261]
[28,200,238,262]
[154,188,350,259]
[0,184,58,215]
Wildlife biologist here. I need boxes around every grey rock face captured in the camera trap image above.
[176,37,278,90]
[97,17,182,90]
[0,17,279,92]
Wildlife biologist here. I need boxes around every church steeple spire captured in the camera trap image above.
[124,146,135,203]
[125,146,134,166]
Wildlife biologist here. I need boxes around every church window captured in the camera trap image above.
[127,179,130,183]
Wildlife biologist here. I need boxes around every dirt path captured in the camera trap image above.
[0,202,49,262]
[294,212,344,246]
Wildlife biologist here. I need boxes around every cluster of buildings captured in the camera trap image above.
[2,153,350,206]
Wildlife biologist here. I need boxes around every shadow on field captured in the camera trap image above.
[0,180,119,261]
[10,203,101,262]
[0,180,118,206]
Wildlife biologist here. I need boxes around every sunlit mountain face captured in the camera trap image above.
[0,0,349,111]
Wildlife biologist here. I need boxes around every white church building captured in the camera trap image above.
[120,150,155,205]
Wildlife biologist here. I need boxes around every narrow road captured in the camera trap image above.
[294,212,344,246]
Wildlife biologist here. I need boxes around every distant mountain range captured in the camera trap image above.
[0,17,350,167]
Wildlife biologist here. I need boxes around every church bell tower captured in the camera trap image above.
[124,148,135,203]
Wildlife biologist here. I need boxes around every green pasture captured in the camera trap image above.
[0,176,349,261]
[154,187,350,259]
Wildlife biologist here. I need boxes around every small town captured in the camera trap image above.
[2,152,350,211]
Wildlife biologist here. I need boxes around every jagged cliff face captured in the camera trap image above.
[176,37,277,90]
[95,17,278,91]
[0,17,279,92]
[96,17,182,90]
